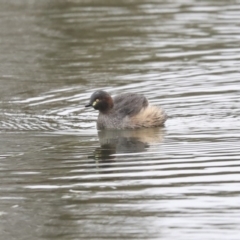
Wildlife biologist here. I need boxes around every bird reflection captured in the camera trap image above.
[92,128,165,165]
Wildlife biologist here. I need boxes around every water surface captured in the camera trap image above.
[0,0,240,239]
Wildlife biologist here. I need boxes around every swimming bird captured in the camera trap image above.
[85,90,167,130]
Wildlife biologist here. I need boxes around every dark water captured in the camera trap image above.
[0,0,240,239]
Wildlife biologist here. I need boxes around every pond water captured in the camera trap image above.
[0,0,240,239]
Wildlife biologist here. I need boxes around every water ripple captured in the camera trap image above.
[1,0,240,239]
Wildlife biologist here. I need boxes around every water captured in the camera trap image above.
[0,0,240,239]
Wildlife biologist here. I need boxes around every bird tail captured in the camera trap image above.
[131,106,167,128]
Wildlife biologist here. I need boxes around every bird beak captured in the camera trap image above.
[85,103,92,107]
[85,99,99,108]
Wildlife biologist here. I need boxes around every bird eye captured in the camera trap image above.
[92,99,99,107]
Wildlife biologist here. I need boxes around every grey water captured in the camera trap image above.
[0,0,240,239]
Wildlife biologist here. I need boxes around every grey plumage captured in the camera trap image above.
[113,93,148,117]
